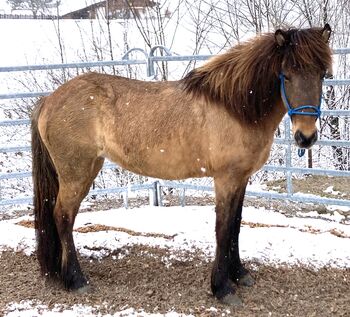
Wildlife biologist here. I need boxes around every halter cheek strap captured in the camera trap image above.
[279,73,322,118]
[279,73,322,158]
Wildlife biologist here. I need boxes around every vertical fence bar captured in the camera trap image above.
[149,181,159,206]
[180,188,186,207]
[156,181,163,207]
[147,56,155,78]
[285,118,293,197]
[122,190,128,208]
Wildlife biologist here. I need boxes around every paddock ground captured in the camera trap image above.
[0,247,349,317]
[0,176,349,316]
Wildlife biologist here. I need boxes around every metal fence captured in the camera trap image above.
[0,47,349,209]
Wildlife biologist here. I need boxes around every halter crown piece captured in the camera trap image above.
[279,73,322,157]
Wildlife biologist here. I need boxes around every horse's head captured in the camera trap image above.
[275,24,332,149]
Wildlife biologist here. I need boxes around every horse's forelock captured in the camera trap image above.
[181,27,332,124]
[282,28,332,72]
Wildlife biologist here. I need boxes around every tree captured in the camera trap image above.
[6,0,60,18]
[124,0,179,80]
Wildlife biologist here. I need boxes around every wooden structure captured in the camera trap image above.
[61,0,158,19]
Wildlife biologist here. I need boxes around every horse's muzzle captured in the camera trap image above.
[294,130,318,149]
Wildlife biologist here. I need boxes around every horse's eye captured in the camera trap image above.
[284,75,290,81]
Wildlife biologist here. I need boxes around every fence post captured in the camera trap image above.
[285,118,293,197]
[147,57,155,78]
[121,47,149,78]
[122,190,128,208]
[180,188,186,207]
[147,45,172,78]
[156,181,163,207]
[149,181,159,206]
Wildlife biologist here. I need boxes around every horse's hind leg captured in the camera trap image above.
[54,156,104,291]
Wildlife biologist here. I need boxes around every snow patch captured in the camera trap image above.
[0,206,349,269]
[4,300,194,317]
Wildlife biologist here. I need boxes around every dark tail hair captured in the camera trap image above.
[31,98,61,278]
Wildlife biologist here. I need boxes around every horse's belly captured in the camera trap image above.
[103,146,207,180]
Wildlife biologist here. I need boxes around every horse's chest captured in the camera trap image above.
[242,134,273,172]
[213,130,273,175]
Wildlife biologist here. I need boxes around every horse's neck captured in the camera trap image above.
[260,99,286,135]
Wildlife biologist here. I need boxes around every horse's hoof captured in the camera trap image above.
[220,293,243,306]
[238,273,255,287]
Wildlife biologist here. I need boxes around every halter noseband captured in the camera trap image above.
[279,73,322,119]
[279,73,322,158]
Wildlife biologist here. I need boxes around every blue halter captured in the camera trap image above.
[279,73,322,118]
[279,73,322,157]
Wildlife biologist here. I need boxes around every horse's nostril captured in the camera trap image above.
[294,130,317,148]
[295,131,307,144]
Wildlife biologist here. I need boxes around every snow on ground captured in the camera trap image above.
[1,205,349,316]
[1,205,349,267]
[0,206,350,268]
[4,301,194,317]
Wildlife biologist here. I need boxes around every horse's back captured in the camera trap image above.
[37,72,173,143]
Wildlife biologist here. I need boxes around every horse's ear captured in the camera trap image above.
[275,29,287,47]
[322,24,332,43]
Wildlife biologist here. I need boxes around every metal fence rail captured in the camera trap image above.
[0,46,349,210]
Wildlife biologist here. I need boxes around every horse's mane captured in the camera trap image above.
[181,27,332,124]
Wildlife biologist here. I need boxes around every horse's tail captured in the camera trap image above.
[31,98,61,278]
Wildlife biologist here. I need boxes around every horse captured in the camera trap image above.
[31,24,332,306]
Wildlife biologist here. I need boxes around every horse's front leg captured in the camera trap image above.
[228,185,255,287]
[211,174,252,305]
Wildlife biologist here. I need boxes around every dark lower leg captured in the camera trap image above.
[211,189,241,302]
[228,187,254,286]
[229,241,253,286]
[54,200,87,290]
[60,232,87,290]
[211,239,234,299]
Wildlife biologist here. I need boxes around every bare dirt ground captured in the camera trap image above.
[0,175,349,316]
[0,247,349,317]
[265,175,350,201]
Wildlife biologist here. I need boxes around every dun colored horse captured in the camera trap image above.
[31,24,332,305]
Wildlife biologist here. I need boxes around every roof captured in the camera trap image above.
[0,0,99,15]
[0,0,158,17]
[59,0,158,15]
[58,0,100,16]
